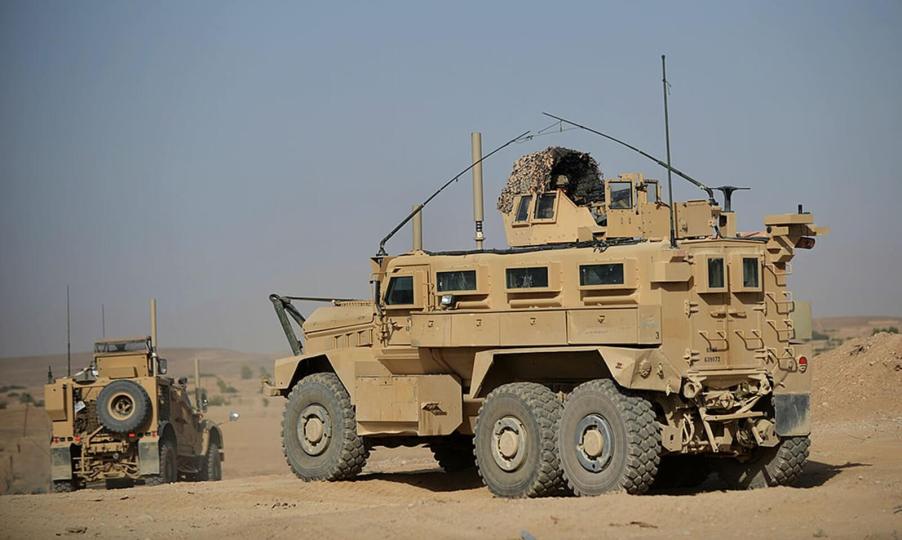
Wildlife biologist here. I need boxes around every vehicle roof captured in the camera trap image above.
[94,336,150,344]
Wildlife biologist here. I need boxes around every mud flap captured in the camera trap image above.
[774,393,810,436]
[50,446,72,480]
[138,439,160,475]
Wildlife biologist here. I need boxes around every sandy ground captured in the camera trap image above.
[1,333,901,539]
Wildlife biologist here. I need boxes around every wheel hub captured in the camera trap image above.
[298,404,332,456]
[491,416,527,472]
[575,414,613,473]
[109,393,135,420]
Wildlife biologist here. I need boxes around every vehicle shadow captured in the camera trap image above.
[357,467,485,492]
[649,460,871,495]
[355,459,872,495]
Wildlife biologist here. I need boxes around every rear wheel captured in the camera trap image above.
[718,435,810,489]
[557,379,660,496]
[145,438,178,486]
[650,455,712,490]
[282,373,368,481]
[429,435,476,472]
[474,383,564,498]
[51,480,78,493]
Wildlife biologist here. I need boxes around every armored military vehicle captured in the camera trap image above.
[264,124,825,498]
[44,301,224,492]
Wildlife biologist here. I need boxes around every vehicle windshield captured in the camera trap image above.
[94,339,149,353]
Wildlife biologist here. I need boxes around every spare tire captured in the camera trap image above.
[96,380,151,433]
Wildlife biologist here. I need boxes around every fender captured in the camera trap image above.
[140,421,177,475]
[200,420,224,458]
[268,347,376,401]
[467,345,680,399]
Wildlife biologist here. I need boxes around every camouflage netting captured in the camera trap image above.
[497,147,604,214]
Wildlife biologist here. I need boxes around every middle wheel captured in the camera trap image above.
[474,382,564,498]
[558,379,661,496]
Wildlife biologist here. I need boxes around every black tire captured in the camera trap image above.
[429,435,476,472]
[474,382,565,498]
[145,438,178,486]
[717,435,810,489]
[557,379,660,496]
[282,373,368,481]
[96,380,151,434]
[650,455,711,491]
[52,480,77,493]
[203,441,222,481]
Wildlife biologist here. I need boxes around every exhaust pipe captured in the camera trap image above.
[471,132,485,250]
[150,298,158,376]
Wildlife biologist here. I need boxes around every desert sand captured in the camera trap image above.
[0,328,900,539]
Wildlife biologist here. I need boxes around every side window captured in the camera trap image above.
[609,182,633,209]
[534,193,557,220]
[742,257,759,288]
[506,267,549,289]
[708,258,725,289]
[645,181,659,203]
[514,195,532,222]
[436,270,477,292]
[580,263,624,286]
[385,276,414,305]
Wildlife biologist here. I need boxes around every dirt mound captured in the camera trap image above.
[497,147,602,214]
[812,332,902,423]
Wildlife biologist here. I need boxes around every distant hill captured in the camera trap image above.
[813,316,902,340]
[0,348,277,392]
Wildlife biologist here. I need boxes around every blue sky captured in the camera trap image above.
[1,1,900,356]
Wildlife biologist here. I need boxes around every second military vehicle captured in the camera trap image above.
[44,300,224,492]
[264,123,825,498]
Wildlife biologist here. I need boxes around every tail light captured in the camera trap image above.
[798,356,808,373]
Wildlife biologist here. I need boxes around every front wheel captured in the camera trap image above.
[717,435,810,489]
[557,379,660,496]
[282,373,368,481]
[200,441,222,481]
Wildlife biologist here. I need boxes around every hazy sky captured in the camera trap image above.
[1,1,900,357]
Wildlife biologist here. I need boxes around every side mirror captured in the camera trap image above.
[158,358,168,375]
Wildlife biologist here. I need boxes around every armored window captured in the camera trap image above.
[534,193,557,220]
[708,258,725,289]
[514,195,532,222]
[436,270,477,292]
[742,257,759,288]
[645,181,660,203]
[579,263,625,286]
[506,267,549,289]
[609,182,633,209]
[385,276,414,305]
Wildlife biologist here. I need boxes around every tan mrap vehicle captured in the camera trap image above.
[44,303,223,492]
[264,141,826,498]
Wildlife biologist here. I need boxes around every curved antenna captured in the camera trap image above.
[541,112,715,203]
[376,129,531,257]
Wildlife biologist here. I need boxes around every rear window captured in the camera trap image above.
[436,270,477,292]
[579,263,624,286]
[506,267,549,289]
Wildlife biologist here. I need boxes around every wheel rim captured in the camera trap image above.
[574,414,613,473]
[297,404,332,456]
[108,392,135,420]
[491,415,527,472]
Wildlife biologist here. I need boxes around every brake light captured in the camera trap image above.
[798,356,808,373]
[128,433,136,439]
